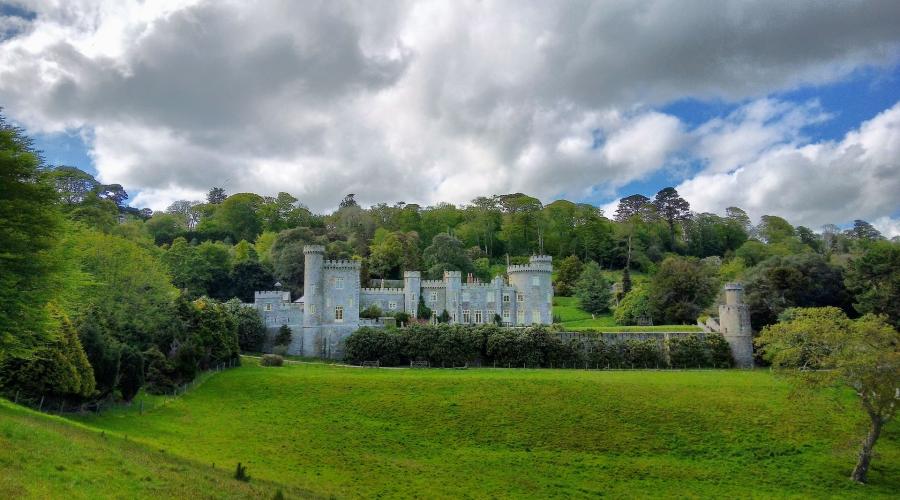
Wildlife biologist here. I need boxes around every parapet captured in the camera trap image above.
[255,291,291,301]
[360,288,405,294]
[303,245,325,254]
[323,259,361,270]
[404,271,422,278]
[507,262,552,273]
[530,255,553,264]
[421,280,445,288]
[724,282,743,291]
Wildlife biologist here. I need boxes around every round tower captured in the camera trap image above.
[507,255,553,325]
[303,245,325,329]
[404,271,421,318]
[444,270,462,322]
[718,282,754,368]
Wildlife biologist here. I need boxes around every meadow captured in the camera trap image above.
[553,296,702,332]
[35,358,895,498]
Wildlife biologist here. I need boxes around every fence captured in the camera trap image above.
[6,358,241,418]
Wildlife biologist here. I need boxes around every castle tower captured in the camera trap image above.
[303,245,325,329]
[719,282,754,368]
[404,271,421,318]
[507,255,553,325]
[444,270,462,322]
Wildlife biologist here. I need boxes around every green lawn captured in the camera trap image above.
[553,296,702,332]
[0,398,306,499]
[51,358,900,498]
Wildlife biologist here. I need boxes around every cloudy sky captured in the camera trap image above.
[2,0,899,235]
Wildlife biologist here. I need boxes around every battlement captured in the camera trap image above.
[530,255,552,264]
[255,291,291,301]
[360,288,405,294]
[460,282,494,289]
[323,259,361,269]
[303,245,325,254]
[404,271,421,278]
[443,270,462,278]
[421,280,445,288]
[724,282,743,291]
[507,262,552,273]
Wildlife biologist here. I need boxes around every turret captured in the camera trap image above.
[719,282,754,368]
[507,255,553,325]
[404,271,421,318]
[303,245,325,328]
[444,270,462,322]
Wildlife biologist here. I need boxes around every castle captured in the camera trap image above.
[249,245,553,358]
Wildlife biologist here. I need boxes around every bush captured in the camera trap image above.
[669,334,709,368]
[394,312,411,326]
[275,325,292,347]
[260,354,284,367]
[343,327,404,366]
[117,345,144,402]
[614,285,652,325]
[705,333,734,368]
[272,344,289,356]
[360,305,383,319]
[622,339,665,368]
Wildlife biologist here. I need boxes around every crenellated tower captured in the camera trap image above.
[507,255,553,325]
[719,282,754,368]
[404,271,422,318]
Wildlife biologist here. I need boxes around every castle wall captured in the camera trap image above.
[507,255,553,325]
[360,288,406,313]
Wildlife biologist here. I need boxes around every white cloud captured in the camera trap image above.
[0,0,899,214]
[678,101,900,230]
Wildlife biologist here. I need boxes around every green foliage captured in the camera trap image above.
[668,334,709,368]
[734,240,773,266]
[649,256,718,324]
[417,295,432,320]
[226,299,266,352]
[145,214,184,245]
[756,308,899,483]
[574,261,612,315]
[360,304,383,319]
[275,325,292,347]
[554,255,583,296]
[744,254,851,330]
[422,233,474,279]
[117,345,144,402]
[614,285,652,326]
[845,241,900,328]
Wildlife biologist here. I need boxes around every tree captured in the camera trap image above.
[756,215,795,244]
[744,254,852,330]
[614,285,652,326]
[648,256,718,324]
[46,166,99,205]
[145,213,184,244]
[339,193,358,209]
[207,187,227,204]
[275,325,292,347]
[226,299,267,352]
[216,193,263,242]
[369,228,405,280]
[554,255,583,296]
[166,200,202,230]
[270,227,320,295]
[417,295,433,321]
[229,260,275,303]
[117,344,144,402]
[0,114,65,362]
[574,262,612,315]
[846,219,883,242]
[422,233,474,279]
[653,187,690,247]
[756,308,899,483]
[845,241,900,328]
[725,206,752,234]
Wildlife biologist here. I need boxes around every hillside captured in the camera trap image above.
[66,358,899,498]
[0,398,308,499]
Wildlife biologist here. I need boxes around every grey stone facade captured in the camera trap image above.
[246,245,553,358]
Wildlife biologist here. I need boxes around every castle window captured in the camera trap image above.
[517,310,525,324]
[532,276,540,287]
[335,306,344,322]
[462,310,471,323]
[451,312,457,323]
[516,293,525,302]
[532,310,541,324]
[265,303,273,311]
[502,309,510,320]
[430,292,437,302]
[308,304,316,315]
[335,277,344,290]
[388,301,397,310]
[474,310,483,323]
[503,294,510,303]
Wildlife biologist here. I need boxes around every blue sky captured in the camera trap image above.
[3,1,900,235]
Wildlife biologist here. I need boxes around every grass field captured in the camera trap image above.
[37,358,896,498]
[0,398,307,499]
[553,296,702,332]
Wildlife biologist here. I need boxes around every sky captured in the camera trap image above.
[1,0,899,236]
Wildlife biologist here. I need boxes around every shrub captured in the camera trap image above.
[117,345,144,402]
[260,354,284,367]
[394,312,411,326]
[360,305,383,319]
[142,345,177,394]
[705,333,733,368]
[275,325,292,347]
[272,344,289,356]
[669,334,709,368]
[622,339,665,368]
[614,285,653,326]
[343,327,404,366]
